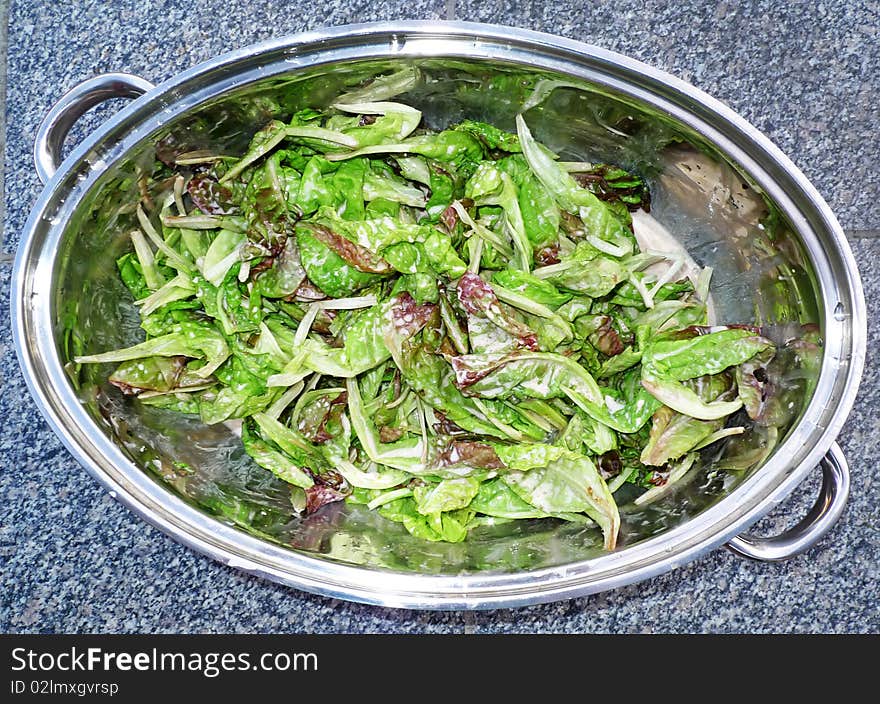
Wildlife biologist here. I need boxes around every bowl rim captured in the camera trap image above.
[11,20,866,609]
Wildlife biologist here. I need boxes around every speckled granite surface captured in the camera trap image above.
[2,1,878,633]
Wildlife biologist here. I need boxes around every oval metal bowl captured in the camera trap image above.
[12,22,865,608]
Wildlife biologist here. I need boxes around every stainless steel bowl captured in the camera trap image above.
[12,22,865,609]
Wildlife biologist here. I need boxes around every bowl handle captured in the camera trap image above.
[726,442,850,561]
[33,73,156,184]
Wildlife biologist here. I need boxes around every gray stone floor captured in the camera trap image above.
[1,1,878,633]
[0,0,7,260]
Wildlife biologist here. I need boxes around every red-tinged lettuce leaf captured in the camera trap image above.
[379,426,405,442]
[439,203,459,232]
[456,272,505,315]
[534,243,561,266]
[291,293,436,380]
[589,316,625,357]
[252,237,307,298]
[571,163,651,213]
[305,484,348,514]
[297,391,349,444]
[293,278,328,300]
[393,342,513,439]
[735,346,776,420]
[434,440,505,470]
[391,291,439,339]
[187,174,237,215]
[457,272,538,351]
[300,222,394,274]
[297,226,385,298]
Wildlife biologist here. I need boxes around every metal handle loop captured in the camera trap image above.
[33,72,155,184]
[727,442,850,561]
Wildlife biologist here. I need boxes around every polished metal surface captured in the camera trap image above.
[11,22,866,608]
[726,442,850,561]
[33,72,155,184]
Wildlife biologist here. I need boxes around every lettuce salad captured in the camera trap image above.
[75,88,778,549]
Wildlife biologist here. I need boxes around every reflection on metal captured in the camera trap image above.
[726,441,850,562]
[33,73,156,184]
